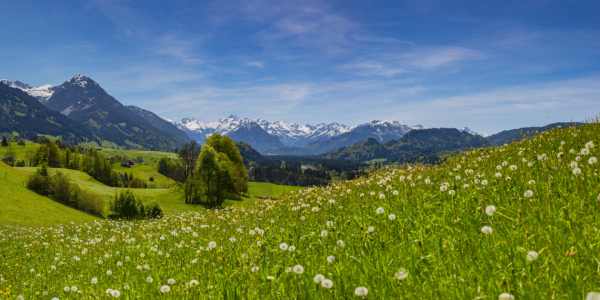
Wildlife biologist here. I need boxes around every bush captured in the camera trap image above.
[26,164,50,196]
[110,189,142,220]
[49,172,73,206]
[144,200,164,219]
[74,188,106,217]
[109,189,162,220]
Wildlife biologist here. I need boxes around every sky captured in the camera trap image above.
[1,0,599,134]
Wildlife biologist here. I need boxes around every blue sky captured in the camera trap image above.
[1,0,599,134]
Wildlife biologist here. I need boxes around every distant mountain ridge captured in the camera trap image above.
[321,128,490,162]
[0,82,96,144]
[126,105,190,143]
[42,75,187,149]
[0,78,59,102]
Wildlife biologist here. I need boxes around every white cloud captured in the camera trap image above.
[247,61,265,68]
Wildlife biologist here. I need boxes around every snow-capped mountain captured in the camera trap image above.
[0,78,59,102]
[177,115,352,148]
[459,127,489,137]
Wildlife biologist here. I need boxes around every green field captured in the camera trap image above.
[12,166,305,216]
[2,122,599,298]
[0,162,98,226]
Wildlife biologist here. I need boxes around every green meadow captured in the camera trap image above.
[0,122,599,299]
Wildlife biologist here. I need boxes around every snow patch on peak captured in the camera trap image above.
[0,78,58,102]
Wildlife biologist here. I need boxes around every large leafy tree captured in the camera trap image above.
[195,145,236,207]
[205,134,248,195]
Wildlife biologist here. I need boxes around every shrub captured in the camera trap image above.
[49,172,73,206]
[74,188,106,217]
[110,189,143,220]
[26,164,50,196]
[144,200,164,219]
[109,189,162,220]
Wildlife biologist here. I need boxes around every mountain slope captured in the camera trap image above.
[321,128,489,161]
[0,82,96,144]
[486,122,578,146]
[0,78,58,102]
[226,122,284,153]
[44,75,186,149]
[126,105,190,142]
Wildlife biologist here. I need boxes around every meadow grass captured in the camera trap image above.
[0,162,98,227]
[1,122,600,299]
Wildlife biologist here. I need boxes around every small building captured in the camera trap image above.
[128,161,135,166]
[120,163,131,168]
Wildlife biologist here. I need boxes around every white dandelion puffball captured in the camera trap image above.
[485,205,496,216]
[321,230,328,237]
[368,226,375,232]
[355,286,369,296]
[326,221,334,227]
[161,285,170,293]
[106,270,112,275]
[190,280,199,286]
[440,186,448,192]
[147,277,153,283]
[111,290,120,298]
[394,268,409,280]
[293,265,304,274]
[481,226,493,235]
[510,165,517,171]
[482,180,488,185]
[91,277,98,284]
[499,293,514,300]
[252,266,260,272]
[388,214,396,221]
[229,237,236,243]
[376,207,384,214]
[168,278,176,284]
[337,240,345,247]
[279,243,288,251]
[589,157,597,164]
[106,289,113,294]
[573,168,582,175]
[586,141,594,149]
[314,274,325,283]
[527,251,538,261]
[524,190,533,198]
[528,180,535,185]
[208,241,217,248]
[379,193,385,199]
[267,276,275,281]
[321,279,333,289]
[586,292,600,300]
[124,285,130,290]
[327,255,335,263]
[288,246,296,252]
[582,148,590,155]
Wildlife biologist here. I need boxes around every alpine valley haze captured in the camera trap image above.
[1,1,600,300]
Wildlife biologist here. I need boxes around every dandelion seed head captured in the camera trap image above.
[355,286,368,296]
[485,205,496,216]
[481,226,493,235]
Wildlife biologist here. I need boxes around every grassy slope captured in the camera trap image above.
[0,162,97,226]
[14,167,305,216]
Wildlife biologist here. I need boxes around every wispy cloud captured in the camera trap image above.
[247,61,265,68]
[342,46,485,77]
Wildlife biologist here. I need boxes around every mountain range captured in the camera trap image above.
[3,74,531,158]
[1,76,188,149]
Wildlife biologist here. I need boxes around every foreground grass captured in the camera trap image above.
[2,121,600,299]
[0,162,98,227]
